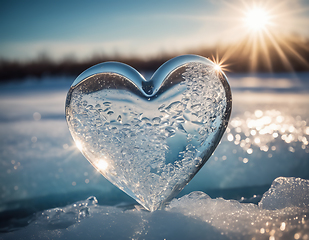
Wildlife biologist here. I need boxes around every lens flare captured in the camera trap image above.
[211,53,230,73]
[96,159,109,171]
[214,64,221,71]
[75,140,83,151]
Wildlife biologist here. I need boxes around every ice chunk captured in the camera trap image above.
[66,60,231,211]
[36,196,98,230]
[259,177,309,210]
[1,177,309,240]
[168,191,262,238]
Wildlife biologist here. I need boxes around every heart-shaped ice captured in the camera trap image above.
[65,55,232,211]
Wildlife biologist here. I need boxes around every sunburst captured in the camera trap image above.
[211,52,230,73]
[212,0,309,72]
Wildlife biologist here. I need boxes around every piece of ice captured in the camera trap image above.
[259,177,309,210]
[1,177,308,240]
[66,55,232,211]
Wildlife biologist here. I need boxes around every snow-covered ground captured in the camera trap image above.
[2,177,309,239]
[0,72,309,238]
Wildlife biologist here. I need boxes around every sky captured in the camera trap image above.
[0,0,309,61]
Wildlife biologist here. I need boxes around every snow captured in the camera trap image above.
[1,177,309,240]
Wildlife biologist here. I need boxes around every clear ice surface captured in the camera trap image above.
[65,55,231,211]
[1,177,308,240]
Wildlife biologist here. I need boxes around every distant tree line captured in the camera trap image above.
[0,36,308,83]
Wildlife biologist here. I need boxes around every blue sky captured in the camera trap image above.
[0,0,308,61]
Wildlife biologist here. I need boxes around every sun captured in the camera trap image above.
[244,7,270,31]
[215,0,309,73]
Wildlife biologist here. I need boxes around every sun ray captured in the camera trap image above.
[250,33,259,71]
[258,30,273,71]
[275,36,309,68]
[264,29,294,71]
[217,38,243,63]
[243,32,255,57]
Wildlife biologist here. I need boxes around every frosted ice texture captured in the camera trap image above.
[259,177,309,210]
[66,58,231,211]
[2,177,308,240]
[168,178,309,240]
